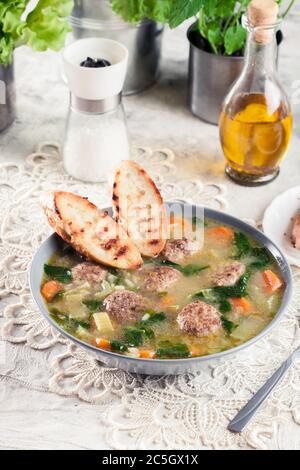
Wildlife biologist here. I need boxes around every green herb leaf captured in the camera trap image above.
[156,341,190,359]
[224,23,247,56]
[249,248,271,270]
[234,232,252,258]
[82,299,103,312]
[214,272,251,298]
[155,259,209,277]
[44,264,72,283]
[110,340,128,353]
[50,309,90,331]
[219,299,232,314]
[221,315,237,334]
[143,312,166,324]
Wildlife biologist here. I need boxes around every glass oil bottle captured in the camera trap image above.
[219,0,292,186]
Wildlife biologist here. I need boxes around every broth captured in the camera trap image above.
[41,218,284,359]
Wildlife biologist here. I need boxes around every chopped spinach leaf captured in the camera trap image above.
[155,259,209,277]
[44,264,72,284]
[221,315,237,334]
[82,299,103,312]
[123,326,145,347]
[219,299,232,314]
[50,309,90,330]
[110,340,128,353]
[142,312,166,324]
[156,341,190,359]
[234,233,272,270]
[249,247,271,270]
[234,232,252,258]
[214,272,251,299]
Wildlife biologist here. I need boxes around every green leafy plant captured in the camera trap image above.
[111,0,295,56]
[0,0,74,65]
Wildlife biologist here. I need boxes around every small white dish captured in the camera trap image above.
[263,186,300,267]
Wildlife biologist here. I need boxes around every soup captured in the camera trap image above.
[40,218,284,359]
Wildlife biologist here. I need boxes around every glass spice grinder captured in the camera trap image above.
[62,37,130,183]
[219,0,292,186]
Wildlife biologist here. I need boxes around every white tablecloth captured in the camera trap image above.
[1,13,300,450]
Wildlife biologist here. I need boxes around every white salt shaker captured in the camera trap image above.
[62,37,130,182]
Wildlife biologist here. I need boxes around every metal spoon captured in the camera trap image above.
[228,345,300,433]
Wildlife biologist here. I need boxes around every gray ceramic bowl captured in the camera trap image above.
[30,204,292,375]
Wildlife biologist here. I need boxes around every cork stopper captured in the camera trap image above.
[248,0,279,44]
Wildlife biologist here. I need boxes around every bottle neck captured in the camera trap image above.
[244,30,277,74]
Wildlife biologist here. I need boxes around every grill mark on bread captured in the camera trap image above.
[42,190,143,269]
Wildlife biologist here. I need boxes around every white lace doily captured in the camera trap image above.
[1,143,300,450]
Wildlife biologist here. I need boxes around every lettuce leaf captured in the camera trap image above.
[0,0,73,65]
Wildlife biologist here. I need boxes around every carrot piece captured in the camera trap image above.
[262,270,283,292]
[230,297,253,315]
[169,215,191,238]
[207,226,234,243]
[41,280,63,302]
[160,294,175,306]
[139,350,156,359]
[94,338,111,350]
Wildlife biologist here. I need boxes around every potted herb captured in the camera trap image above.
[111,0,295,124]
[0,0,73,131]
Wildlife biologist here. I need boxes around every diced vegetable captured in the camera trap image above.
[64,293,89,320]
[94,280,114,300]
[207,226,234,243]
[93,312,114,333]
[82,299,103,312]
[139,350,156,359]
[160,294,175,306]
[41,280,63,302]
[44,264,72,283]
[230,297,253,314]
[262,270,283,292]
[156,341,190,359]
[77,325,93,341]
[94,338,111,350]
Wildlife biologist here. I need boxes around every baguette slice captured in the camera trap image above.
[41,191,143,270]
[113,161,167,257]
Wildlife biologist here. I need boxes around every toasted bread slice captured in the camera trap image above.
[113,161,167,257]
[41,191,143,270]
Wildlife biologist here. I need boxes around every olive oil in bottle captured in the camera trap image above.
[219,0,292,185]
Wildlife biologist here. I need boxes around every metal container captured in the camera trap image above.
[69,0,163,95]
[0,62,16,131]
[30,203,292,376]
[187,23,244,125]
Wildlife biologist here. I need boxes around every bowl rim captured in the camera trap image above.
[30,203,293,366]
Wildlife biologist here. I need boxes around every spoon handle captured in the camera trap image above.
[227,355,294,433]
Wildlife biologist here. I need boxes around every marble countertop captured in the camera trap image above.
[0,10,300,451]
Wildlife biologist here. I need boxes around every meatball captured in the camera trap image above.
[142,266,181,292]
[177,301,222,337]
[103,290,147,323]
[71,261,107,284]
[212,261,245,287]
[161,238,201,263]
